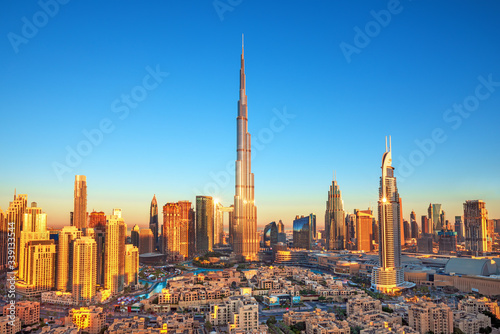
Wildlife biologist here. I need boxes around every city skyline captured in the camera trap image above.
[2,1,500,229]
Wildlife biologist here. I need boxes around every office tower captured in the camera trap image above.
[18,240,56,296]
[427,204,434,235]
[124,244,139,286]
[263,221,278,248]
[178,200,192,259]
[139,229,154,254]
[57,226,82,291]
[346,213,356,249]
[93,227,106,286]
[372,218,379,246]
[104,213,126,294]
[131,224,140,247]
[355,209,373,252]
[421,216,430,234]
[196,196,214,254]
[7,192,27,264]
[215,201,223,247]
[325,176,345,250]
[233,37,258,262]
[403,220,411,243]
[72,237,97,305]
[277,220,284,233]
[464,200,491,254]
[188,208,196,258]
[417,235,434,254]
[293,215,312,250]
[18,231,50,281]
[73,175,87,229]
[163,203,181,260]
[438,230,457,255]
[89,211,106,228]
[310,214,317,240]
[428,203,443,232]
[410,210,419,239]
[149,194,159,251]
[399,198,405,246]
[371,137,407,293]
[23,202,46,232]
[454,216,464,242]
[441,210,446,229]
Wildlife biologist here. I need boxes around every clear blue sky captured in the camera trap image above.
[1,1,499,230]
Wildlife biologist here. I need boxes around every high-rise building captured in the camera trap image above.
[73,175,87,229]
[104,213,126,294]
[23,202,46,232]
[131,224,140,248]
[163,203,182,260]
[16,240,56,297]
[93,227,106,286]
[19,231,50,282]
[372,218,379,246]
[410,210,419,239]
[178,200,192,259]
[149,195,159,251]
[355,209,373,252]
[417,235,434,254]
[428,203,443,233]
[310,213,317,240]
[325,177,345,250]
[371,137,411,293]
[277,220,284,233]
[464,200,491,254]
[196,196,214,254]
[188,208,196,258]
[124,244,139,286]
[422,215,430,234]
[427,204,434,235]
[438,230,457,255]
[7,193,27,265]
[139,229,154,254]
[455,216,464,242]
[293,215,313,250]
[403,220,411,243]
[346,213,356,249]
[233,37,258,262]
[263,221,278,248]
[57,226,82,291]
[72,236,97,305]
[89,211,106,229]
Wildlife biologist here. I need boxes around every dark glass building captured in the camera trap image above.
[293,215,312,250]
[263,221,278,248]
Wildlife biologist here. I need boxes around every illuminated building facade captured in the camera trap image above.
[149,194,159,251]
[7,193,27,265]
[178,200,193,259]
[163,202,181,260]
[23,202,46,232]
[464,200,491,254]
[325,177,345,250]
[72,236,97,304]
[17,240,56,297]
[410,210,419,239]
[355,209,373,252]
[73,175,87,229]
[70,306,106,334]
[233,37,258,262]
[124,244,139,286]
[19,231,50,282]
[263,221,278,248]
[57,226,82,291]
[88,211,106,228]
[104,213,126,294]
[139,228,154,254]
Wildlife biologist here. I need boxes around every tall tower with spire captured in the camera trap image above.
[371,137,413,293]
[149,194,159,251]
[325,173,345,250]
[233,35,258,261]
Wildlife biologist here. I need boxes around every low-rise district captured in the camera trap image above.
[5,262,499,334]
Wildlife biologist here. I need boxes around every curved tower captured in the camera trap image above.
[233,35,258,261]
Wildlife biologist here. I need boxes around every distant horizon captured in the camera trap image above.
[2,1,499,231]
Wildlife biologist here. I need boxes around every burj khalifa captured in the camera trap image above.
[232,36,258,261]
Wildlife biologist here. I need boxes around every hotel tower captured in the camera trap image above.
[233,36,258,261]
[371,137,412,293]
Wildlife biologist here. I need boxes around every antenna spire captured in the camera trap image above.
[242,34,244,53]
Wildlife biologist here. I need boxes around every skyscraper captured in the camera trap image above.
[163,203,181,261]
[149,195,159,251]
[310,213,317,240]
[371,137,411,293]
[454,216,464,242]
[355,209,373,252]
[23,202,46,232]
[196,196,214,254]
[325,177,345,250]
[233,37,258,262]
[178,200,192,259]
[17,239,56,297]
[72,236,97,305]
[139,229,154,254]
[18,231,50,282]
[93,226,106,287]
[410,210,419,239]
[104,213,126,294]
[124,244,139,286]
[89,211,106,228]
[464,200,491,254]
[428,203,443,233]
[263,221,278,248]
[73,175,87,229]
[7,192,27,265]
[131,224,140,247]
[277,220,284,233]
[188,208,196,258]
[421,215,430,234]
[293,215,312,250]
[56,226,82,291]
[403,220,411,243]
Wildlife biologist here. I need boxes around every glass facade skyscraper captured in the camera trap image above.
[293,215,313,250]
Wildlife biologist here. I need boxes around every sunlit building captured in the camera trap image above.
[464,200,491,254]
[6,192,27,265]
[149,194,159,251]
[0,316,20,334]
[178,200,193,259]
[232,38,258,262]
[163,202,182,260]
[2,301,40,326]
[69,306,106,334]
[57,226,82,291]
[139,228,154,254]
[88,211,106,228]
[293,215,313,250]
[17,239,56,297]
[355,209,373,252]
[277,220,284,233]
[18,231,50,282]
[124,244,139,286]
[93,226,106,286]
[72,236,97,305]
[23,202,46,232]
[410,210,419,239]
[455,216,464,242]
[104,213,126,294]
[263,221,278,248]
[73,175,87,229]
[408,301,453,334]
[325,176,345,250]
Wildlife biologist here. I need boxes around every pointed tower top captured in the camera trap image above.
[14,188,16,200]
[242,33,244,51]
[152,194,157,205]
